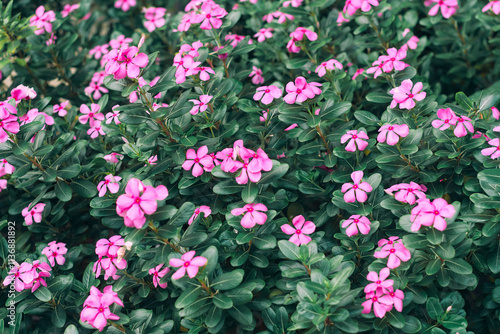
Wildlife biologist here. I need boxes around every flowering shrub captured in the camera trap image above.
[2,0,500,333]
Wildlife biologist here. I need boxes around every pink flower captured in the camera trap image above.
[377,124,409,145]
[189,95,213,115]
[341,171,373,203]
[96,235,124,257]
[89,45,109,60]
[0,113,19,143]
[390,79,426,109]
[352,68,365,80]
[374,238,411,269]
[342,215,371,236]
[41,241,68,267]
[283,0,303,7]
[341,130,369,152]
[364,267,394,294]
[0,101,17,115]
[169,251,207,279]
[290,27,318,41]
[149,264,170,288]
[483,1,500,14]
[22,202,45,225]
[109,35,133,49]
[385,182,427,205]
[182,146,214,177]
[481,138,500,159]
[427,0,458,18]
[0,158,15,177]
[19,108,54,127]
[454,115,474,137]
[315,59,343,77]
[195,66,215,81]
[97,175,122,197]
[254,28,274,42]
[240,147,273,173]
[284,77,322,104]
[231,203,268,228]
[337,12,350,25]
[274,11,294,24]
[410,198,455,232]
[383,287,405,312]
[106,105,121,125]
[24,260,51,292]
[491,106,500,120]
[249,66,264,85]
[254,85,283,105]
[80,286,122,331]
[46,33,57,46]
[104,152,124,164]
[432,108,458,130]
[361,288,394,318]
[85,81,109,100]
[87,122,106,139]
[286,38,301,53]
[53,101,69,117]
[179,41,204,57]
[367,59,385,78]
[285,124,298,131]
[401,36,420,51]
[113,46,149,80]
[61,4,80,18]
[281,215,316,246]
[143,7,166,32]
[188,206,212,225]
[260,110,268,122]
[30,6,56,35]
[192,2,228,30]
[10,85,37,102]
[233,160,262,184]
[147,155,158,165]
[116,178,169,229]
[79,103,105,127]
[2,261,33,292]
[225,34,252,48]
[114,0,136,11]
[378,48,407,73]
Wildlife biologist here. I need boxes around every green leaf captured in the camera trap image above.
[211,269,244,291]
[329,264,355,293]
[64,325,79,334]
[228,305,253,325]
[213,180,243,194]
[425,259,442,275]
[71,179,97,198]
[51,305,66,328]
[434,243,455,260]
[365,92,392,104]
[205,306,222,328]
[129,309,153,330]
[241,182,258,203]
[402,315,422,333]
[278,240,300,260]
[175,286,202,309]
[212,294,233,309]
[321,101,351,120]
[259,162,289,184]
[426,297,443,320]
[478,92,500,112]
[478,169,500,197]
[296,282,316,302]
[354,110,380,125]
[386,311,405,329]
[455,92,473,111]
[252,235,276,250]
[34,286,52,302]
[55,181,72,202]
[446,258,473,274]
[488,241,500,274]
[442,314,467,330]
[201,246,218,275]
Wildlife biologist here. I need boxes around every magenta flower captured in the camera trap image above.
[285,123,299,131]
[169,251,208,279]
[481,138,500,159]
[454,115,474,137]
[192,2,228,30]
[61,4,80,18]
[337,12,350,25]
[188,206,212,225]
[143,7,166,32]
[104,152,124,164]
[483,1,500,14]
[97,175,122,197]
[179,41,203,57]
[491,106,500,120]
[374,238,411,269]
[383,287,405,313]
[96,235,124,257]
[283,0,303,7]
[352,68,365,80]
[195,66,215,81]
[79,103,105,127]
[249,66,264,85]
[342,215,371,236]
[390,79,426,109]
[109,35,133,49]
[116,178,169,229]
[10,84,37,102]
[29,6,56,35]
[189,95,213,115]
[0,101,17,115]
[315,59,343,77]
[89,44,109,60]
[284,77,322,104]
[254,85,283,105]
[149,264,170,288]
[115,46,149,80]
[377,124,409,146]
[2,261,33,292]
[115,0,136,11]
[80,286,122,332]
[53,100,69,117]
[367,60,385,78]
[24,260,51,292]
[233,160,262,184]
[427,0,458,18]
[19,108,54,126]
[41,241,68,267]
[341,130,369,152]
[0,158,15,177]
[378,48,407,73]
[84,81,109,100]
[364,267,394,294]
[0,180,7,192]
[105,105,121,125]
[182,146,214,177]
[385,182,427,205]
[231,203,268,228]
[94,254,127,280]
[341,171,373,203]
[432,108,458,130]
[87,122,106,139]
[254,28,274,42]
[0,113,20,143]
[281,215,316,246]
[22,202,46,225]
[361,288,394,318]
[410,198,455,232]
[290,27,318,41]
[239,147,273,173]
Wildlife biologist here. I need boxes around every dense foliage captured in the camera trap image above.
[1,0,500,333]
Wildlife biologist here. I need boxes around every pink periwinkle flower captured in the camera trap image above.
[341,130,369,152]
[427,0,458,19]
[22,202,45,225]
[361,288,396,318]
[377,124,409,145]
[89,45,109,60]
[260,110,268,122]
[342,171,373,203]
[491,106,500,120]
[0,158,15,177]
[188,205,212,225]
[41,241,68,267]
[53,100,69,117]
[113,46,149,80]
[24,260,51,292]
[254,85,283,105]
[97,175,122,197]
[109,35,133,49]
[169,251,208,279]
[342,215,371,236]
[143,7,167,32]
[315,59,343,77]
[94,254,127,280]
[96,235,125,257]
[284,77,322,104]
[374,237,411,269]
[364,267,394,294]
[290,27,318,41]
[343,0,379,15]
[390,79,426,109]
[80,286,123,331]
[281,215,316,246]
[10,85,37,102]
[192,2,228,30]
[385,182,427,205]
[481,138,500,159]
[116,178,169,229]
[378,48,407,73]
[337,12,350,25]
[254,28,274,42]
[454,115,474,137]
[195,66,215,81]
[352,68,365,80]
[147,155,158,165]
[410,198,455,232]
[30,6,56,35]
[19,108,54,127]
[225,34,252,48]
[0,100,17,115]
[46,33,57,46]
[272,11,294,24]
[85,81,109,100]
[285,124,299,131]
[149,264,170,288]
[286,38,301,53]
[231,203,268,228]
[283,0,303,6]
[483,1,500,14]
[249,66,264,85]
[61,4,80,18]
[115,0,136,11]
[106,105,121,125]
[173,54,201,84]
[2,261,33,292]
[240,147,273,173]
[87,122,106,139]
[104,152,124,164]
[79,104,105,127]
[432,107,458,130]
[182,146,214,177]
[0,113,19,143]
[179,41,204,57]
[367,60,385,78]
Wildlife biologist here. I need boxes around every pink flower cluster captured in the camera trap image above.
[0,101,19,143]
[173,41,215,84]
[281,215,316,245]
[79,103,106,139]
[410,198,456,232]
[30,6,56,35]
[367,48,408,78]
[115,0,136,12]
[390,79,426,110]
[374,237,411,268]
[483,1,500,14]
[385,182,427,205]
[80,286,123,331]
[432,107,474,137]
[143,7,167,32]
[93,235,127,280]
[362,268,404,318]
[116,178,169,229]
[426,0,458,19]
[176,0,228,32]
[10,84,37,103]
[343,0,379,16]
[42,241,68,267]
[263,11,294,24]
[315,59,343,77]
[104,46,149,80]
[129,76,161,103]
[287,27,318,53]
[85,71,109,100]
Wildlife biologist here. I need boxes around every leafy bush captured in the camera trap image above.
[1,0,500,333]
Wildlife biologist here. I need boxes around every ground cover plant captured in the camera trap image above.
[1,0,500,333]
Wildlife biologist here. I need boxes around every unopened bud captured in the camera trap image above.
[446,306,452,312]
[124,241,133,251]
[138,34,146,49]
[116,247,126,263]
